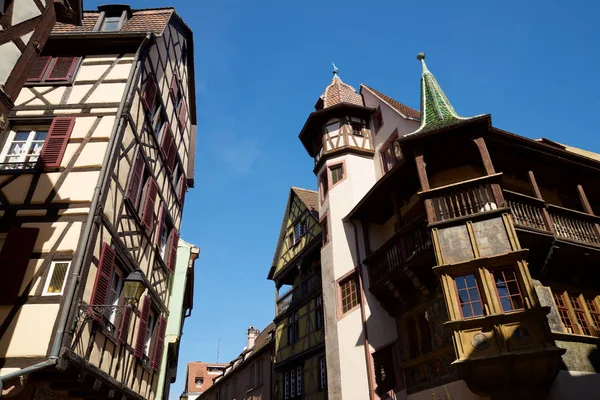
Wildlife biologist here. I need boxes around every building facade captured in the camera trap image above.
[183,362,228,399]
[199,324,276,400]
[0,5,196,400]
[293,55,600,399]
[157,240,198,400]
[0,0,82,128]
[268,188,327,400]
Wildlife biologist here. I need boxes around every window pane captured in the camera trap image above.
[8,143,25,155]
[47,262,69,294]
[454,274,484,318]
[101,16,121,31]
[34,131,48,141]
[462,304,473,318]
[14,132,30,141]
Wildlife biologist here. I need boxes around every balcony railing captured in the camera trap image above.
[276,274,321,316]
[504,190,547,231]
[425,175,503,222]
[505,190,600,247]
[0,161,37,171]
[365,218,431,288]
[548,206,600,245]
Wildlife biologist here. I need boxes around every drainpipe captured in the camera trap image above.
[350,220,376,400]
[0,33,152,397]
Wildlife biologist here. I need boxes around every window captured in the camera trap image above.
[319,357,327,390]
[380,129,402,173]
[285,367,302,399]
[585,296,600,330]
[569,293,592,336]
[454,274,484,318]
[351,121,364,136]
[293,220,306,244]
[42,261,70,295]
[373,344,402,395]
[553,291,575,334]
[101,15,122,31]
[493,268,524,312]
[330,164,344,185]
[339,274,360,315]
[320,169,329,201]
[321,217,329,247]
[316,296,324,329]
[145,310,156,357]
[107,269,123,326]
[373,106,384,133]
[0,128,47,168]
[257,359,263,386]
[195,377,204,388]
[156,203,180,272]
[27,56,79,84]
[287,312,299,344]
[249,362,255,389]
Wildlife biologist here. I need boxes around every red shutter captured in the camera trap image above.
[178,102,188,130]
[118,307,132,343]
[167,230,179,272]
[160,124,172,155]
[178,175,187,204]
[0,227,39,304]
[27,56,51,82]
[90,243,116,308]
[39,117,75,168]
[160,126,176,172]
[141,179,158,232]
[46,57,78,81]
[170,73,180,102]
[134,295,151,359]
[152,316,166,370]
[167,141,177,172]
[127,151,145,205]
[155,203,165,244]
[142,76,157,112]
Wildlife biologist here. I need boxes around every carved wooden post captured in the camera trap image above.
[473,137,504,207]
[414,149,435,222]
[577,184,600,242]
[528,170,554,233]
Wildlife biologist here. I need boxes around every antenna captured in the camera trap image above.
[216,338,221,363]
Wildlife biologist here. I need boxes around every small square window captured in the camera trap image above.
[339,274,360,314]
[43,261,71,295]
[330,164,344,185]
[195,377,204,387]
[351,121,363,136]
[373,107,384,133]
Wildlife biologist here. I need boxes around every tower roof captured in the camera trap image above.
[317,68,363,110]
[407,53,480,136]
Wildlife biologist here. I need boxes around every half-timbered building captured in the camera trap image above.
[0,5,196,400]
[292,57,600,399]
[268,187,327,400]
[0,0,82,129]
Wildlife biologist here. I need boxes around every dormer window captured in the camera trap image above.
[96,5,131,32]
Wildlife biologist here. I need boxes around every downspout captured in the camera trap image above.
[0,33,152,397]
[350,220,376,400]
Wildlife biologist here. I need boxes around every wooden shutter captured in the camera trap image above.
[134,295,151,359]
[178,175,187,204]
[170,73,180,101]
[46,57,78,81]
[0,227,39,304]
[167,230,179,272]
[118,307,132,343]
[142,76,157,112]
[27,56,51,82]
[90,243,116,307]
[127,151,145,205]
[178,101,188,130]
[141,179,158,231]
[155,202,165,244]
[152,316,166,370]
[39,117,76,168]
[160,126,176,172]
[167,141,177,172]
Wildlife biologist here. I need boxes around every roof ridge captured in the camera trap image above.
[82,7,174,13]
[291,186,317,193]
[361,84,420,120]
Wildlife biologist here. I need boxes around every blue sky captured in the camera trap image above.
[89,1,600,398]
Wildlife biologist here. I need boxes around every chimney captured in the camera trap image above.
[247,325,259,349]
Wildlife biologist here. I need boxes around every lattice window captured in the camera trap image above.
[585,296,600,330]
[454,274,484,318]
[43,261,70,295]
[569,293,592,336]
[493,268,524,312]
[553,291,575,334]
[340,274,360,314]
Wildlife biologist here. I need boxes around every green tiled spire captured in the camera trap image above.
[410,53,476,135]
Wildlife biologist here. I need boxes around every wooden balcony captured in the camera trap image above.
[365,218,432,290]
[548,205,600,245]
[276,274,320,316]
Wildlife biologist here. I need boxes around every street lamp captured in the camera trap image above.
[122,268,145,306]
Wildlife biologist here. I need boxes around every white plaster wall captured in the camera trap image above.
[0,304,59,357]
[337,310,370,399]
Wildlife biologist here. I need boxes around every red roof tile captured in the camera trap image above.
[320,74,364,109]
[52,8,174,35]
[361,85,420,119]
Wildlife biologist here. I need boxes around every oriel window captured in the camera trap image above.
[454,274,484,318]
[493,268,524,312]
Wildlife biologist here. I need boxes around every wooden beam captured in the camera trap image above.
[473,137,496,175]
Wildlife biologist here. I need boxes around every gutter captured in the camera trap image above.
[0,32,152,397]
[350,220,376,400]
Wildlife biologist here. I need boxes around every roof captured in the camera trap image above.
[406,53,482,137]
[53,8,175,35]
[361,85,420,120]
[291,187,318,217]
[318,72,364,109]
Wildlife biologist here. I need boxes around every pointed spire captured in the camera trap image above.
[410,53,478,135]
[318,64,363,109]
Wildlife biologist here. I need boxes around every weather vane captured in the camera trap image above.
[332,62,338,75]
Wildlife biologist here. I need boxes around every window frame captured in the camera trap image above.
[552,290,599,337]
[320,214,329,247]
[144,309,156,357]
[372,342,403,396]
[491,267,525,313]
[287,312,300,344]
[329,162,346,188]
[373,106,384,134]
[0,126,49,169]
[338,271,360,318]
[26,56,80,85]
[380,129,402,173]
[316,295,324,330]
[453,273,485,319]
[96,9,128,32]
[42,261,71,296]
[319,168,329,203]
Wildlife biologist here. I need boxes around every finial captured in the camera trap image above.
[332,62,338,75]
[417,52,430,73]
